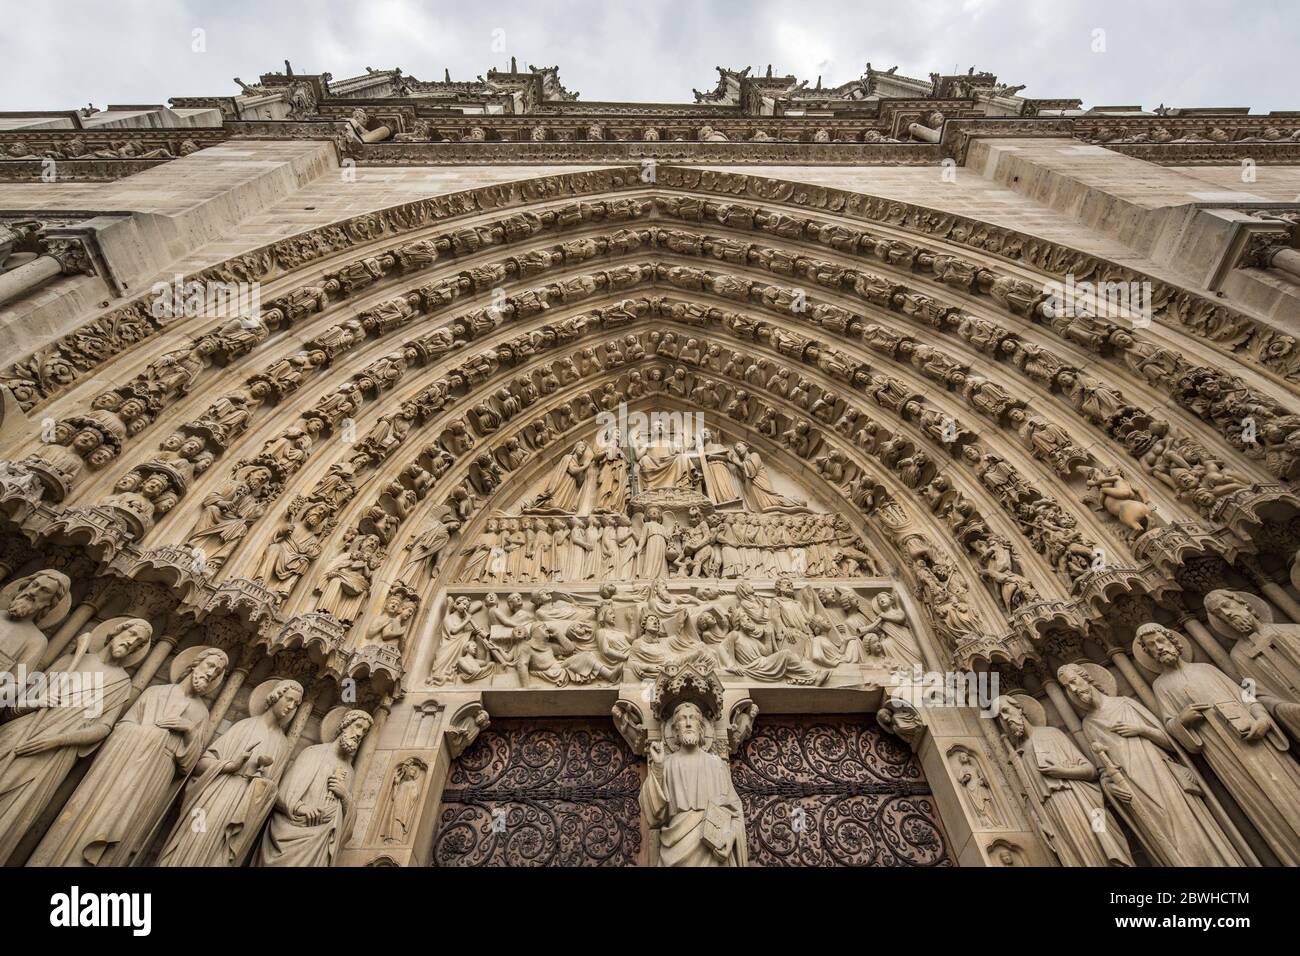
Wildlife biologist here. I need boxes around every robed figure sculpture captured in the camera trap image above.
[258,707,372,867]
[29,645,228,867]
[157,678,304,867]
[639,698,747,867]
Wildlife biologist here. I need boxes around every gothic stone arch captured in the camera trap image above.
[5,83,1300,868]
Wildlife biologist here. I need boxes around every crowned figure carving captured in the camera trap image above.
[640,658,747,866]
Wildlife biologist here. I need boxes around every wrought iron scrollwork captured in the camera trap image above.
[432,719,643,866]
[733,715,952,867]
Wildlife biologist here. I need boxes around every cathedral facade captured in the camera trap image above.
[1,60,1299,868]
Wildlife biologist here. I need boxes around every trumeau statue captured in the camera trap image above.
[0,568,71,673]
[258,707,372,868]
[639,663,746,866]
[157,678,304,867]
[1057,661,1245,866]
[1133,622,1300,865]
[995,694,1133,867]
[1203,589,1300,741]
[0,617,152,864]
[30,645,229,867]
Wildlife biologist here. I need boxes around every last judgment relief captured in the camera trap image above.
[2,48,1300,872]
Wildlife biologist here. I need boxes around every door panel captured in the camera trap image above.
[733,715,953,867]
[432,718,644,867]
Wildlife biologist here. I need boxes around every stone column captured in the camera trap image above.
[352,692,395,788]
[1105,646,1160,713]
[1240,562,1300,624]
[126,627,186,707]
[0,255,62,308]
[287,676,335,748]
[0,238,93,309]
[1038,675,1094,756]
[39,579,127,667]
[204,645,266,734]
[907,122,941,144]
[359,125,392,143]
[1267,247,1300,283]
[1180,613,1241,681]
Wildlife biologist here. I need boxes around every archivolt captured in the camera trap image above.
[6,171,1300,679]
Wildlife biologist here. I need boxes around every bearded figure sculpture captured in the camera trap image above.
[258,707,372,867]
[29,645,228,867]
[0,569,71,673]
[639,661,747,866]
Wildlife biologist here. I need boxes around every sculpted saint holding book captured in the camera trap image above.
[639,661,747,866]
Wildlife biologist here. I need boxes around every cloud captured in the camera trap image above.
[0,0,1294,112]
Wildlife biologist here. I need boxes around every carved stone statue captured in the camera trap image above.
[1204,589,1300,741]
[378,757,427,844]
[639,701,747,866]
[254,501,331,597]
[1057,661,1244,866]
[0,569,71,673]
[698,428,741,505]
[1134,623,1300,865]
[995,694,1133,867]
[157,678,303,867]
[729,441,805,512]
[0,617,152,863]
[30,645,229,867]
[530,440,593,512]
[186,467,272,569]
[258,707,373,867]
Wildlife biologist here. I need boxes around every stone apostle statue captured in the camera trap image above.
[1203,589,1300,741]
[1057,661,1244,866]
[0,616,151,864]
[29,644,228,867]
[639,701,747,866]
[1134,622,1300,866]
[258,706,372,867]
[157,678,304,867]
[995,694,1132,867]
[0,569,71,674]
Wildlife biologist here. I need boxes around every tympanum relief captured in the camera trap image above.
[426,421,909,690]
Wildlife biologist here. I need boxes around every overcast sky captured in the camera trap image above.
[2,0,1296,113]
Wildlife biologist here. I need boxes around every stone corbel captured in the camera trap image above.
[611,697,648,756]
[876,694,927,749]
[445,699,490,758]
[1210,216,1295,289]
[726,698,759,755]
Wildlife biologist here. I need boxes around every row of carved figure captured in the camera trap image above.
[987,603,1300,867]
[0,569,373,866]
[12,187,1295,507]
[458,508,879,583]
[6,165,1296,494]
[154,284,1279,634]
[6,210,1286,583]
[3,137,203,161]
[430,578,923,687]
[1,216,1288,669]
